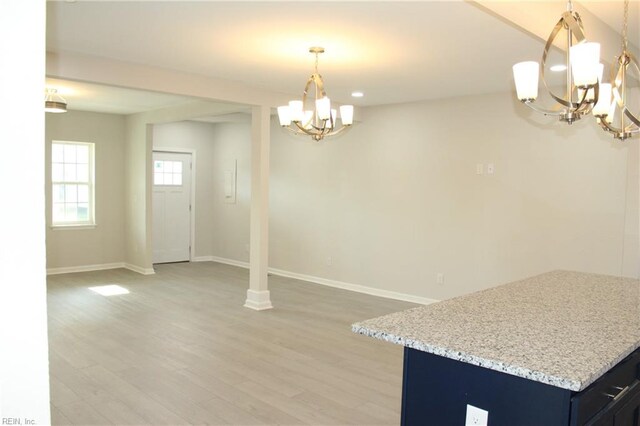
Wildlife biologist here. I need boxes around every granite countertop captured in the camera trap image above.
[352,270,640,391]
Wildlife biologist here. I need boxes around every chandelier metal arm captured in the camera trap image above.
[521,101,571,117]
[288,120,350,141]
[522,84,593,117]
[596,117,640,140]
[615,52,640,127]
[624,107,640,128]
[541,11,590,109]
[593,0,639,141]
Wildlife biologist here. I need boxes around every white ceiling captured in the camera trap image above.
[46,78,194,114]
[45,1,638,114]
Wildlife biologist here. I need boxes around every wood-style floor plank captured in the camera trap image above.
[47,261,417,425]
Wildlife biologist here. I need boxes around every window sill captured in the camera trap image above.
[50,224,97,231]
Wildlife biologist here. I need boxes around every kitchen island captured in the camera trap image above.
[353,270,640,425]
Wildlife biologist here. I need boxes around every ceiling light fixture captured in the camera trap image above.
[592,0,639,141]
[45,88,67,113]
[277,47,354,141]
[351,91,364,98]
[512,0,601,124]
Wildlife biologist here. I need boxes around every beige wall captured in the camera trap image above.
[123,116,154,273]
[124,102,249,273]
[153,120,217,258]
[45,110,126,269]
[152,119,252,262]
[44,94,639,302]
[205,91,638,301]
[210,120,252,262]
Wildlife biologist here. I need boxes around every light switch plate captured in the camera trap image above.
[465,404,488,426]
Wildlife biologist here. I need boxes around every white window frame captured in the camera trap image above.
[51,140,96,228]
[153,159,184,186]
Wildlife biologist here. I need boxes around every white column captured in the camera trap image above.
[0,0,51,423]
[244,105,273,310]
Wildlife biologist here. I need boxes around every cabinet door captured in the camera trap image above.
[614,387,640,426]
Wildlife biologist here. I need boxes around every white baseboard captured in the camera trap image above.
[47,262,126,275]
[209,256,250,269]
[47,255,437,304]
[268,267,438,305]
[124,263,155,275]
[192,256,214,262]
[203,255,437,305]
[47,262,156,276]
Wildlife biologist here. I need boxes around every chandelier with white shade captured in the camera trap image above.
[277,47,354,141]
[592,0,639,141]
[512,0,601,124]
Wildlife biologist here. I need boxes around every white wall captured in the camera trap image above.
[0,0,50,423]
[124,102,250,273]
[210,121,252,262]
[45,111,126,270]
[206,91,638,301]
[124,116,154,273]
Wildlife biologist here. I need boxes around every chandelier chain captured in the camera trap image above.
[623,0,629,52]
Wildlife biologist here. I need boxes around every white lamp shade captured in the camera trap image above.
[340,105,354,125]
[316,97,331,120]
[606,99,616,123]
[512,61,539,101]
[570,42,601,87]
[592,83,611,116]
[289,100,304,122]
[277,106,291,126]
[596,63,604,83]
[578,63,605,102]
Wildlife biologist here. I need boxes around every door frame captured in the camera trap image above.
[152,148,196,262]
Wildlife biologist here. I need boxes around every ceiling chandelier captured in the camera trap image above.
[277,47,354,141]
[512,0,601,124]
[45,88,67,113]
[592,0,639,141]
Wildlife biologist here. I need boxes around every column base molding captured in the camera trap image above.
[244,289,273,311]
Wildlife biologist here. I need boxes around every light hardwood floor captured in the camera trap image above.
[47,261,417,425]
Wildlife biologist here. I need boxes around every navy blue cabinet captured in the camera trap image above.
[400,347,640,426]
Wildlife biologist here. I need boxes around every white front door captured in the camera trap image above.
[152,151,192,264]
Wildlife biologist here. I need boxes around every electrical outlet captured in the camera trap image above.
[465,404,488,426]
[436,273,444,285]
[326,257,333,266]
[487,163,495,174]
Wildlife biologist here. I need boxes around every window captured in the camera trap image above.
[154,160,183,186]
[51,141,95,226]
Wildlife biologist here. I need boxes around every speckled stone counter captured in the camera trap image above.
[353,270,640,391]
